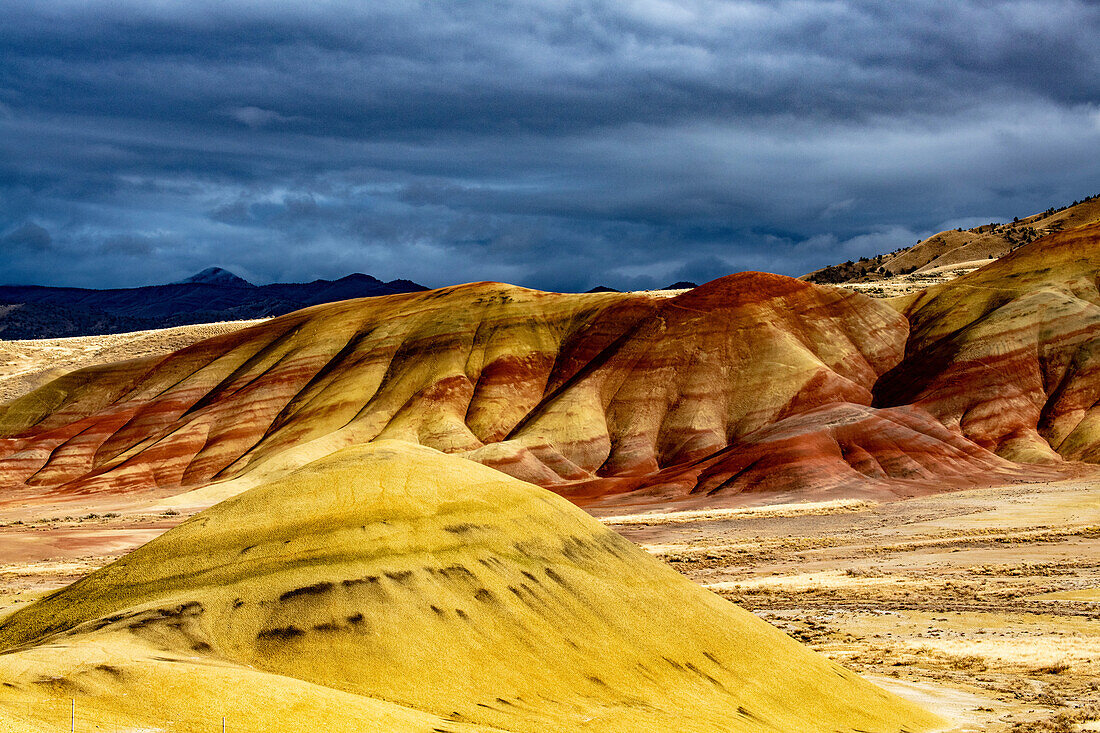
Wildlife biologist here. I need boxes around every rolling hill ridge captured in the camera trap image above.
[803,194,1100,286]
[8,222,1100,516]
[876,221,1100,464]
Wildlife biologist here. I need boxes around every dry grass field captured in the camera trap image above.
[837,260,990,298]
[0,319,264,404]
[606,478,1100,732]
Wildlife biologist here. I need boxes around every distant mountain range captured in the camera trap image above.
[0,268,426,339]
[585,281,698,294]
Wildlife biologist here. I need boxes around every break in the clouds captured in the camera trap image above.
[1,1,1099,291]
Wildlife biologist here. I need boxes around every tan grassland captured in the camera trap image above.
[838,260,989,299]
[610,478,1100,732]
[0,319,265,404]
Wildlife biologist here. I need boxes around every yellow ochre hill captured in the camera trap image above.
[0,441,941,732]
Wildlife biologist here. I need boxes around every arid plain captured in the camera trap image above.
[609,477,1100,732]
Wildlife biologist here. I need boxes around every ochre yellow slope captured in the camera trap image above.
[0,441,940,733]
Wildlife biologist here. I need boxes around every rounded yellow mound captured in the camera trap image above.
[0,441,941,732]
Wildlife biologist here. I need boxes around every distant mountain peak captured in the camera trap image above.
[176,267,253,287]
[335,272,384,284]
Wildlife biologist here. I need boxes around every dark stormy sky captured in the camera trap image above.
[2,1,1099,292]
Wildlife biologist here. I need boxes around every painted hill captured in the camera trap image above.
[0,270,1036,517]
[876,220,1100,464]
[557,403,1023,509]
[0,268,426,339]
[803,194,1100,287]
[0,442,940,733]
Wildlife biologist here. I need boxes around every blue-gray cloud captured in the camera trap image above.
[1,0,1099,291]
[2,221,52,251]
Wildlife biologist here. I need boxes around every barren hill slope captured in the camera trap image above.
[0,442,940,733]
[0,272,1032,516]
[877,220,1100,464]
[803,194,1100,288]
[884,197,1100,275]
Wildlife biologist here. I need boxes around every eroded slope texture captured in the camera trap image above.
[878,221,1100,464]
[0,442,940,733]
[0,269,1033,512]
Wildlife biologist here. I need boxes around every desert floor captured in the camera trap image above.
[608,478,1100,732]
[2,477,1097,732]
[838,259,988,298]
[0,319,265,403]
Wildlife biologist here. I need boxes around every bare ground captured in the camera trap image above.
[0,512,183,624]
[609,478,1100,732]
[839,259,989,298]
[0,319,264,404]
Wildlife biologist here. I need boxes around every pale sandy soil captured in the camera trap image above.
[0,513,183,624]
[611,478,1100,732]
[599,499,876,525]
[840,259,991,299]
[0,319,264,404]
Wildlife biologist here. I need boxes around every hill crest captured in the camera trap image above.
[175,267,253,287]
[802,194,1100,290]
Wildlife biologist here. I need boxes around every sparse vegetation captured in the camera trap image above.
[617,478,1100,732]
[803,193,1100,289]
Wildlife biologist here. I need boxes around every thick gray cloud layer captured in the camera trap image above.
[2,0,1099,290]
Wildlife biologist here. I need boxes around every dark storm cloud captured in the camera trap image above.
[1,0,1099,290]
[100,234,158,256]
[2,222,52,251]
